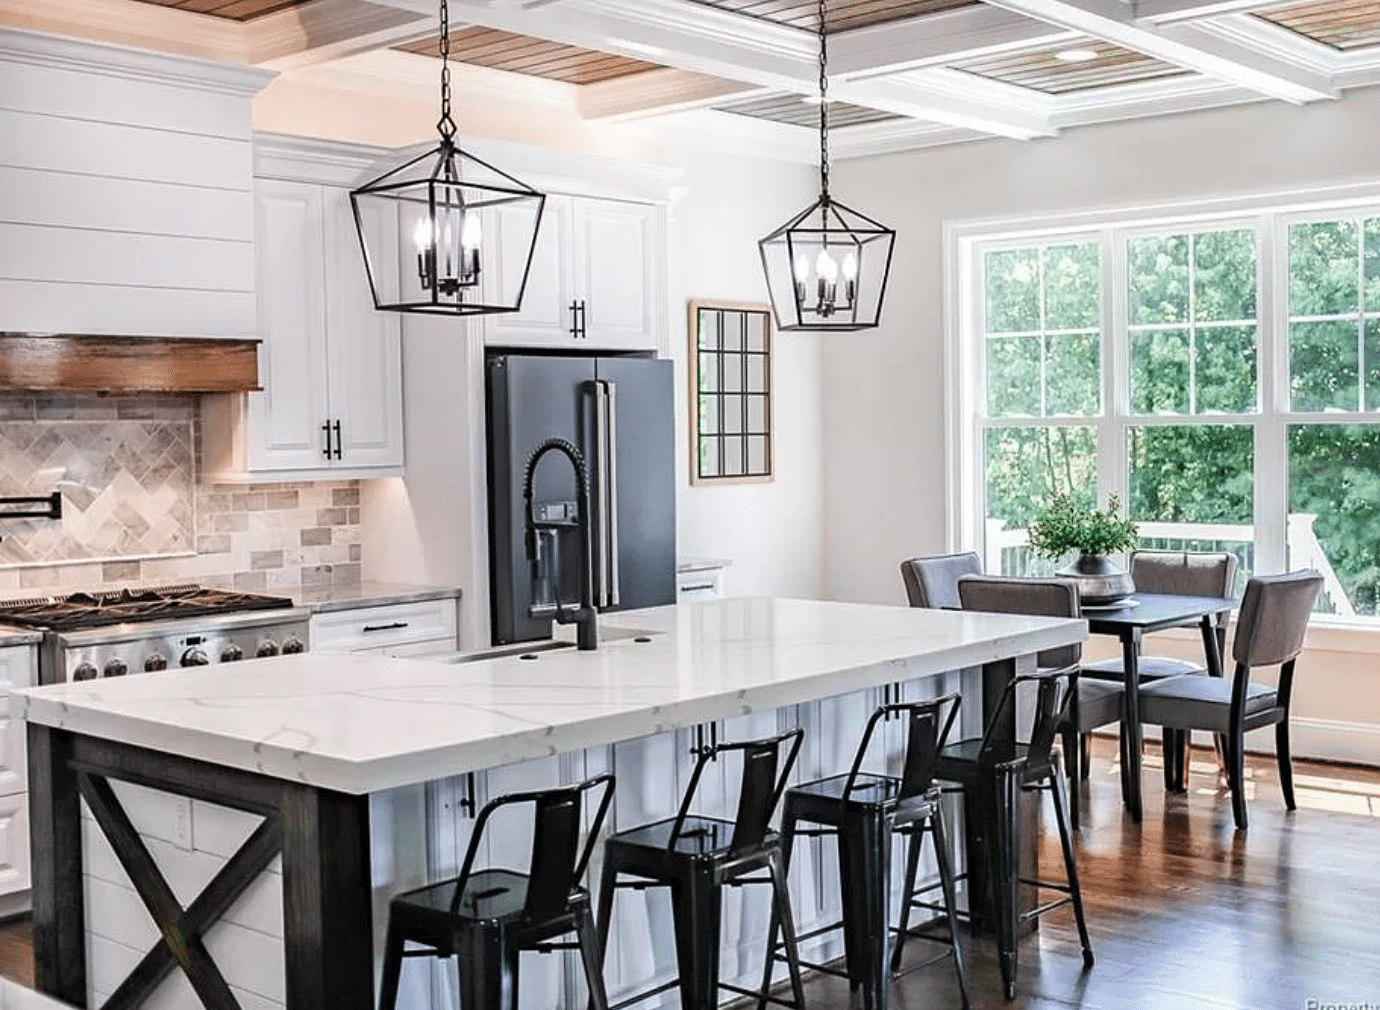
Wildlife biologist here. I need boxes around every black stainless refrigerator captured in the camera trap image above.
[486,352,677,645]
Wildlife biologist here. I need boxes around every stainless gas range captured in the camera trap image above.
[0,585,311,684]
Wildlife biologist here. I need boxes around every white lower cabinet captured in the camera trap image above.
[309,597,460,658]
[0,642,35,910]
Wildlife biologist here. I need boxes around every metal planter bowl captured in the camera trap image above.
[1057,553,1135,607]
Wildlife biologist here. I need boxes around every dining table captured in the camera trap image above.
[1082,591,1236,822]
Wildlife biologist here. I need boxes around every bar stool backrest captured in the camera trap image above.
[957,575,1082,670]
[843,694,961,803]
[669,728,805,857]
[449,773,615,923]
[978,671,1076,768]
[900,552,983,609]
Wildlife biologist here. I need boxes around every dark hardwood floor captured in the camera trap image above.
[2,738,1376,1008]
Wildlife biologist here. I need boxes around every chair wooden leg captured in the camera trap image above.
[377,917,405,1010]
[1277,718,1296,812]
[1079,733,1092,780]
[929,809,970,1010]
[1227,729,1249,831]
[1161,728,1181,792]
[575,905,611,1010]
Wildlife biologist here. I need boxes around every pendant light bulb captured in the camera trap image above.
[793,251,811,282]
[816,247,838,281]
[461,211,482,251]
[413,216,433,253]
[842,251,858,281]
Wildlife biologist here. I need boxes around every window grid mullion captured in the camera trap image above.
[1256,212,1288,575]
[1103,227,1128,509]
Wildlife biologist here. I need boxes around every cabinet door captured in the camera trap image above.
[482,194,575,348]
[248,180,332,472]
[322,186,404,469]
[0,794,29,897]
[0,645,35,797]
[573,198,660,351]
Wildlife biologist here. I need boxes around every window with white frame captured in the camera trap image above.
[962,202,1380,618]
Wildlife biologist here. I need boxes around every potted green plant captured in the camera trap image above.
[1028,493,1140,606]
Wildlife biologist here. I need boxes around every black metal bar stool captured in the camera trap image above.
[378,773,615,1010]
[930,671,1093,1000]
[595,728,807,1010]
[760,695,969,1010]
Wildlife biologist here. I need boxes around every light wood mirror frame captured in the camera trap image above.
[688,301,774,484]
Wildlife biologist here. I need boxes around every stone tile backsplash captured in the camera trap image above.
[0,394,362,597]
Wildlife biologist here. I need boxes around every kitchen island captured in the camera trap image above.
[18,597,1085,1010]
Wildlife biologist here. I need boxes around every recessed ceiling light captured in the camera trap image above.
[1056,47,1099,62]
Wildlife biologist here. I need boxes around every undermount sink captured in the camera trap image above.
[441,640,573,664]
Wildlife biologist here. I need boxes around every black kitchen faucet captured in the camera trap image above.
[522,437,598,651]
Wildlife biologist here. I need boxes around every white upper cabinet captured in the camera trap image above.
[482,194,664,352]
[203,171,404,481]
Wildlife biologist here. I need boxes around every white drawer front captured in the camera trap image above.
[0,792,30,897]
[0,645,36,798]
[310,597,458,653]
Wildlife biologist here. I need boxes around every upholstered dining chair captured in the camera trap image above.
[956,575,1122,830]
[1137,569,1322,831]
[900,552,983,609]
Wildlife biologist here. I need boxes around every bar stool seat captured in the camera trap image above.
[764,697,968,1010]
[596,729,807,1010]
[378,774,615,1010]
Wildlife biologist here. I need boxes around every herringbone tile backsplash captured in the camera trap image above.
[0,394,362,596]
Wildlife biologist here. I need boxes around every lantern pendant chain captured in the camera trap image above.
[436,0,457,144]
[817,0,830,205]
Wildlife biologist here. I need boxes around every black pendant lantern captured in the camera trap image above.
[350,0,545,316]
[759,0,895,332]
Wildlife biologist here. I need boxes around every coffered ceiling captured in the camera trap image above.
[10,0,1380,158]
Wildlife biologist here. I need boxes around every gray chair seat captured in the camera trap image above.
[1069,678,1124,732]
[1139,677,1277,733]
[1082,655,1204,681]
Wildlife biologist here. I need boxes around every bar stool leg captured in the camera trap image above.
[1048,759,1094,969]
[593,858,618,978]
[455,923,520,1010]
[838,807,891,1010]
[766,850,808,1010]
[574,904,611,1010]
[669,864,724,1010]
[889,824,924,974]
[930,809,970,1009]
[757,804,801,1010]
[994,768,1020,1001]
[377,918,405,1010]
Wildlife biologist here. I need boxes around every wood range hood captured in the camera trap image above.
[0,334,260,394]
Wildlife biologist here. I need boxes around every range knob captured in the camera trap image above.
[256,640,280,658]
[144,653,168,672]
[181,647,209,668]
[221,644,244,663]
[281,636,306,655]
[103,659,128,678]
[73,662,98,682]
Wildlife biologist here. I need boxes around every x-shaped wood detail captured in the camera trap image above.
[77,772,284,1010]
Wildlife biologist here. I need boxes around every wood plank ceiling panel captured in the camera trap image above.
[689,0,978,32]
[128,0,314,21]
[714,92,900,128]
[956,39,1189,93]
[394,27,663,85]
[1258,0,1380,51]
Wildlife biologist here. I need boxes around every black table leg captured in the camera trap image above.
[1119,630,1144,823]
[282,782,375,1010]
[29,724,86,1008]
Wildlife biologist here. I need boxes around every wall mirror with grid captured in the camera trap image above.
[689,301,774,483]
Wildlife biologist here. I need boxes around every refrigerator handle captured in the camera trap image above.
[605,380,620,606]
[592,380,612,608]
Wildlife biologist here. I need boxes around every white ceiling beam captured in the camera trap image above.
[579,68,768,121]
[982,0,1336,103]
[250,0,435,70]
[835,69,1058,139]
[829,5,1076,78]
[368,0,1057,138]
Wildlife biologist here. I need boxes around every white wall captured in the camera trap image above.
[822,86,1380,763]
[824,86,1380,607]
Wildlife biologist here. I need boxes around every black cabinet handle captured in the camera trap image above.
[362,622,410,633]
[570,301,581,339]
[321,420,333,458]
[578,300,588,339]
[332,419,343,459]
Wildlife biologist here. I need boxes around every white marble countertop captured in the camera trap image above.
[17,597,1085,796]
[289,581,461,614]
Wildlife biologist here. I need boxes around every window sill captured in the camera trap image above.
[1146,615,1380,657]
